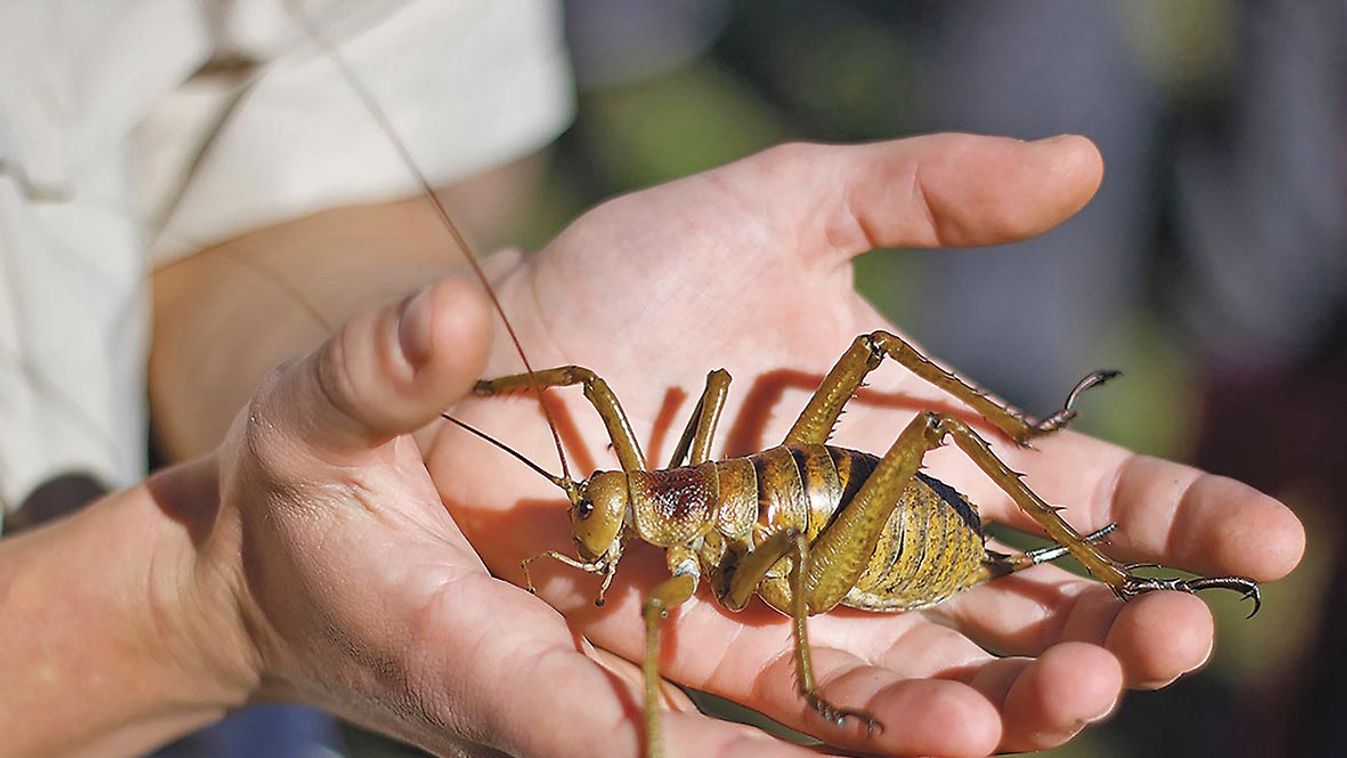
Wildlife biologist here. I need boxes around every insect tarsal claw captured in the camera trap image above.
[1124,561,1161,571]
[1094,368,1124,384]
[1242,587,1263,619]
[1062,368,1123,411]
[1118,571,1263,618]
[1182,576,1263,618]
[1033,409,1077,434]
[807,692,882,735]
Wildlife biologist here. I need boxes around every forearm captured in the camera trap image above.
[149,194,466,460]
[0,460,254,756]
[148,147,552,462]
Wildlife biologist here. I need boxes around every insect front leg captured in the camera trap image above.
[476,366,648,471]
[785,331,1118,447]
[666,369,731,468]
[641,545,700,758]
[519,549,617,602]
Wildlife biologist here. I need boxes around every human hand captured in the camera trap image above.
[161,278,815,756]
[432,134,1306,755]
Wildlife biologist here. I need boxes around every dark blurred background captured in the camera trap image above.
[512,1,1344,756]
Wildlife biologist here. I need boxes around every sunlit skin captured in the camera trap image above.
[39,132,1298,758]
[424,134,1305,755]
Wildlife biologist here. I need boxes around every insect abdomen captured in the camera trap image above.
[842,456,991,611]
[714,445,991,613]
[711,445,880,543]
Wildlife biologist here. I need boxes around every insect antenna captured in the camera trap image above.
[286,1,574,485]
[439,414,572,493]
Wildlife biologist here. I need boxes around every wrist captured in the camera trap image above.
[140,456,264,710]
[0,457,260,755]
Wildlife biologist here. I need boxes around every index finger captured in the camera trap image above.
[711,133,1104,265]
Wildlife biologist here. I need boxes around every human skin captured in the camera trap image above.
[0,134,1304,757]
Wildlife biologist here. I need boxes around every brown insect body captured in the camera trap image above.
[614,445,990,616]
[495,344,1260,757]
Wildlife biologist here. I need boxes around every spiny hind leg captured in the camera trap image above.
[718,529,881,733]
[933,413,1261,614]
[982,523,1118,580]
[784,330,1118,446]
[475,365,647,471]
[799,413,1116,614]
[802,411,1258,614]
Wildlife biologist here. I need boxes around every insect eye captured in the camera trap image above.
[575,499,595,520]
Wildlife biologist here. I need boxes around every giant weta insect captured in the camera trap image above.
[291,9,1263,757]
[466,344,1260,756]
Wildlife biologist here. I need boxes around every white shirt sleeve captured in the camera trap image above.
[145,0,574,264]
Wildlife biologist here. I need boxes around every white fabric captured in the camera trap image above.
[0,0,573,527]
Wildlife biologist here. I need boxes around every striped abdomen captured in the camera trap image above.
[624,444,993,613]
[726,445,991,613]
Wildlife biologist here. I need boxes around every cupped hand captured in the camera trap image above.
[170,278,809,757]
[432,134,1306,755]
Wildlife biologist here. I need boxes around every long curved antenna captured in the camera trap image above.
[286,1,573,484]
[440,413,570,491]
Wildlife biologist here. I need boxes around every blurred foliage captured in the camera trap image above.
[1120,0,1235,101]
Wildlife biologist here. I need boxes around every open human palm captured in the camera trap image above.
[421,134,1304,755]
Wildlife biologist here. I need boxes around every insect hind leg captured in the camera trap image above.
[933,413,1262,615]
[983,523,1118,579]
[784,330,1119,447]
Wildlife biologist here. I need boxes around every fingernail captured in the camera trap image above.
[398,286,434,367]
[1036,133,1076,145]
[1087,692,1121,724]
[1190,635,1216,674]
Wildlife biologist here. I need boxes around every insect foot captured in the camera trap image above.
[1118,571,1262,618]
[806,692,884,735]
[1025,369,1124,438]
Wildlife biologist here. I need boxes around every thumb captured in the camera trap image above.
[270,275,493,456]
[716,133,1104,266]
